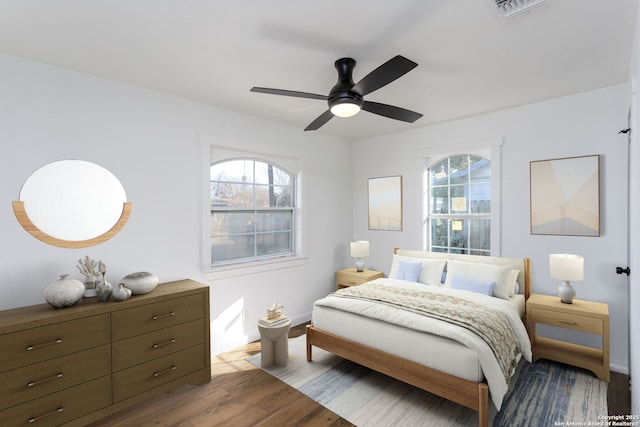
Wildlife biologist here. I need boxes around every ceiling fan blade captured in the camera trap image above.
[250,87,328,100]
[362,101,423,123]
[304,110,334,131]
[351,55,418,96]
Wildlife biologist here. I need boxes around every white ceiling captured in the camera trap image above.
[0,0,637,140]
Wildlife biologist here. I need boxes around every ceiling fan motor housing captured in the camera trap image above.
[328,58,364,111]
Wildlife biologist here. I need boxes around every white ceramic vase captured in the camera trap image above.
[111,283,132,301]
[120,272,159,295]
[44,274,85,309]
[96,280,113,302]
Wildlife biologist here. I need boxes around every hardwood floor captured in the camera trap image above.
[90,322,629,426]
[89,323,353,427]
[609,371,631,416]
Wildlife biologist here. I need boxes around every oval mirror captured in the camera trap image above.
[13,160,132,248]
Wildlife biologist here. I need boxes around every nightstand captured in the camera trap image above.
[526,293,609,382]
[335,268,384,290]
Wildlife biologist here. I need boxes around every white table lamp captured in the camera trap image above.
[350,241,369,272]
[550,253,584,304]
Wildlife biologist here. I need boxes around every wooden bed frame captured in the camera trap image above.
[306,250,531,427]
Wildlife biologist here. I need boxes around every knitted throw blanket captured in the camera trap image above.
[333,283,519,382]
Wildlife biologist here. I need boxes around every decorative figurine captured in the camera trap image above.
[267,303,284,319]
[76,256,101,297]
[111,283,132,302]
[95,261,113,302]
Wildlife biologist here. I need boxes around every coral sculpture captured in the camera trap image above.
[76,256,100,284]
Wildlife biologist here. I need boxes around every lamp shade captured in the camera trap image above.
[549,254,584,282]
[350,241,369,258]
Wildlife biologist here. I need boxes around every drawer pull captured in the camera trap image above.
[27,372,63,387]
[153,365,177,377]
[153,338,177,349]
[152,311,176,320]
[555,319,577,325]
[28,406,63,423]
[26,338,63,351]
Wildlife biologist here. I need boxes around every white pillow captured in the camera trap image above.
[444,259,518,300]
[449,276,496,296]
[389,255,447,286]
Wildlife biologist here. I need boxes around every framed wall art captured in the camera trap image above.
[530,155,600,236]
[368,175,402,231]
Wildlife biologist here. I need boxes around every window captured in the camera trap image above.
[427,154,491,255]
[210,159,295,266]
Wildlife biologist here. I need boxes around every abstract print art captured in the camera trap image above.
[530,155,600,236]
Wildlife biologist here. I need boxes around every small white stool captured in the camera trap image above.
[258,318,292,368]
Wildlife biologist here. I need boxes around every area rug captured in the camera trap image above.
[247,335,608,426]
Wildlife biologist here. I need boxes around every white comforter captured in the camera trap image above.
[313,277,532,410]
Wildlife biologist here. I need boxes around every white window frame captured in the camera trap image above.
[201,144,307,280]
[417,137,503,256]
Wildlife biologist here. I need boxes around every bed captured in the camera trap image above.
[306,249,532,427]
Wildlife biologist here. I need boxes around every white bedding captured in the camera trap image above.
[312,277,532,410]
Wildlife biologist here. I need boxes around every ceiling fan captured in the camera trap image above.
[250,55,423,131]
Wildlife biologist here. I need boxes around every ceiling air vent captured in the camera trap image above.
[494,0,552,18]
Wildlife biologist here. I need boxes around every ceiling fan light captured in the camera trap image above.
[330,102,361,118]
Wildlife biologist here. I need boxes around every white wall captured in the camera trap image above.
[0,52,352,355]
[352,85,631,373]
[1,51,631,371]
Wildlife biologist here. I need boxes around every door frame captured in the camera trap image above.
[629,77,639,414]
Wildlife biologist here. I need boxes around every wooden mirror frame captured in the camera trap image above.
[13,160,132,248]
[12,201,132,248]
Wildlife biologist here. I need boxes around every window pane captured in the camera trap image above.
[255,211,292,232]
[211,159,254,184]
[274,185,292,207]
[254,161,292,186]
[470,157,490,183]
[450,219,467,250]
[213,182,254,208]
[211,212,254,235]
[469,249,490,256]
[469,219,490,251]
[211,234,255,263]
[470,183,491,213]
[450,185,468,213]
[254,161,271,185]
[430,186,448,214]
[430,219,448,248]
[450,155,469,185]
[256,231,292,256]
[429,158,449,186]
[254,184,292,208]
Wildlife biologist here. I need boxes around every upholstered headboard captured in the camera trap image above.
[393,248,531,300]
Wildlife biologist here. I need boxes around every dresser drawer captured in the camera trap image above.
[531,307,603,334]
[0,344,111,411]
[0,314,110,373]
[111,294,205,341]
[113,344,207,402]
[112,319,205,372]
[0,375,110,426]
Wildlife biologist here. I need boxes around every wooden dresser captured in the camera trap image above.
[0,279,211,426]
